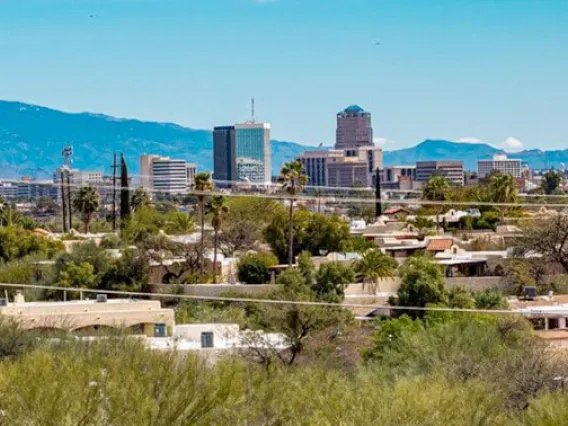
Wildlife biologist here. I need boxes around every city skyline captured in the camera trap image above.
[1,0,567,150]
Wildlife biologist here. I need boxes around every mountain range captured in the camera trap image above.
[0,100,565,179]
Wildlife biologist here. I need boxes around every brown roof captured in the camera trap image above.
[384,207,408,215]
[426,239,453,252]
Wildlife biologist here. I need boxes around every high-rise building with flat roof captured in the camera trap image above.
[140,154,160,191]
[477,154,521,179]
[235,123,271,185]
[416,161,464,186]
[298,150,344,187]
[151,157,189,194]
[213,122,271,186]
[335,105,373,150]
[213,126,236,186]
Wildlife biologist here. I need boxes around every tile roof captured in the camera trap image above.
[426,239,454,252]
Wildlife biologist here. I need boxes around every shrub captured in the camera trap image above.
[237,252,279,284]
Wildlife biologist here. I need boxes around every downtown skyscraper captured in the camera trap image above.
[213,122,271,186]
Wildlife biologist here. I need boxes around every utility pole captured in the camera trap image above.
[60,170,67,232]
[66,171,72,231]
[375,167,382,219]
[112,153,118,232]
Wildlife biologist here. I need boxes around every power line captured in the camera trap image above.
[3,177,568,208]
[0,282,521,315]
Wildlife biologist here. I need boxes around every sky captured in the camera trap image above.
[1,0,567,151]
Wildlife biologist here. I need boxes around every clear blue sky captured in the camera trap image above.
[1,0,567,151]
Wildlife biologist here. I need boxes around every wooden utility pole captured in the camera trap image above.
[60,170,67,232]
[66,170,72,231]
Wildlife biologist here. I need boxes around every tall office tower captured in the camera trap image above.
[335,105,373,150]
[151,157,189,194]
[186,163,197,190]
[234,122,271,185]
[213,126,236,187]
[298,150,345,187]
[140,154,160,191]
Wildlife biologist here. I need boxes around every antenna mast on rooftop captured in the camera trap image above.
[251,98,255,123]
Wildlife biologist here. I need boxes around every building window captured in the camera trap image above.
[201,332,214,348]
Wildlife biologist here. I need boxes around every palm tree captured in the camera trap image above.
[488,174,517,220]
[278,160,308,266]
[193,172,213,276]
[423,175,452,229]
[131,187,152,212]
[72,184,100,233]
[207,195,229,283]
[354,249,398,295]
[166,211,196,235]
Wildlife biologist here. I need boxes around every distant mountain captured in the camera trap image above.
[0,100,565,179]
[0,100,307,179]
[383,139,502,170]
[384,139,564,171]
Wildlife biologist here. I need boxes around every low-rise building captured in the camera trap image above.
[416,160,464,186]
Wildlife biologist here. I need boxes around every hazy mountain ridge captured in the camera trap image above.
[0,100,563,178]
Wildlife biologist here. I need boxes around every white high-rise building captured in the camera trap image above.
[477,154,522,179]
[151,157,189,195]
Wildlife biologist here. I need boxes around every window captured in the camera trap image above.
[201,332,214,348]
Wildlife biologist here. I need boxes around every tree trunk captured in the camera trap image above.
[200,197,205,277]
[288,199,294,266]
[85,214,90,234]
[213,227,218,284]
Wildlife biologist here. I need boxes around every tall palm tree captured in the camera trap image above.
[278,160,308,266]
[489,174,517,220]
[131,187,152,212]
[193,171,213,276]
[423,175,452,229]
[207,195,229,283]
[72,184,100,233]
[354,249,398,295]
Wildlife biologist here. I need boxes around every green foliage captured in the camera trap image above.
[165,210,196,235]
[297,251,316,286]
[120,154,131,225]
[0,226,63,262]
[72,184,101,233]
[131,186,152,212]
[265,209,351,263]
[447,286,476,309]
[354,249,398,294]
[99,249,149,292]
[474,289,509,310]
[314,262,355,303]
[343,235,376,253]
[54,261,96,290]
[237,252,279,284]
[541,170,563,195]
[392,256,448,316]
[363,314,423,361]
[99,234,124,249]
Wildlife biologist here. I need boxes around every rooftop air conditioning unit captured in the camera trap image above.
[523,286,537,301]
[96,294,108,303]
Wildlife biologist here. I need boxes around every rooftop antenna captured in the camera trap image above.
[62,146,73,169]
[251,98,255,123]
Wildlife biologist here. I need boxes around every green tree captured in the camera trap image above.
[54,262,97,293]
[72,184,100,233]
[131,187,152,212]
[354,249,398,294]
[207,195,229,283]
[474,289,509,310]
[447,286,475,309]
[193,172,213,276]
[100,249,149,292]
[120,154,131,226]
[297,251,316,287]
[422,175,452,228]
[314,262,355,303]
[278,160,308,266]
[392,256,448,317]
[237,252,278,284]
[264,210,351,263]
[488,173,517,219]
[0,226,63,262]
[541,170,563,195]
